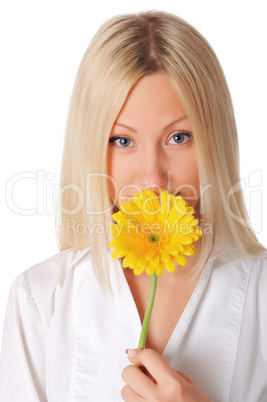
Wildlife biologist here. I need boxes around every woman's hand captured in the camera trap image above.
[121,348,211,401]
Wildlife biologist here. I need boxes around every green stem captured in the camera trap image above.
[138,272,158,349]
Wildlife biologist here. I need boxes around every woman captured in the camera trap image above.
[0,10,266,402]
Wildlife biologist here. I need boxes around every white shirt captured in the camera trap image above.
[0,247,266,401]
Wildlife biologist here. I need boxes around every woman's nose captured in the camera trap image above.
[138,146,167,191]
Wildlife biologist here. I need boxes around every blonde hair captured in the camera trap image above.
[57,11,265,291]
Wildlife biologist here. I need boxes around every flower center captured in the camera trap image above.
[148,232,161,244]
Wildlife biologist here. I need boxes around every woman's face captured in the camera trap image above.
[107,72,200,210]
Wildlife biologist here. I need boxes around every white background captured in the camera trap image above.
[0,0,266,345]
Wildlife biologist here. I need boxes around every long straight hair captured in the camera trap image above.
[57,11,265,291]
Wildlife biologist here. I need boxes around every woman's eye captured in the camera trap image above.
[109,136,134,148]
[167,132,191,145]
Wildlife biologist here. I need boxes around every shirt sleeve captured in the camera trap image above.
[0,274,47,402]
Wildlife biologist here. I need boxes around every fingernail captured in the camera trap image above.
[126,349,137,358]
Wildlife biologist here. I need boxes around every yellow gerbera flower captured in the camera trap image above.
[109,189,202,277]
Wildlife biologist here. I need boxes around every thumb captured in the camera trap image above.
[126,348,164,369]
[126,348,181,384]
[126,349,157,382]
[126,348,144,365]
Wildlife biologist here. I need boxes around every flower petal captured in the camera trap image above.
[134,267,145,275]
[160,250,171,263]
[122,253,138,268]
[182,245,197,255]
[146,264,155,276]
[155,262,165,276]
[145,249,156,261]
[174,254,187,266]
[164,258,176,273]
[150,253,160,268]
[111,248,127,259]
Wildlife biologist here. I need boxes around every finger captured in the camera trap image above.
[140,366,156,383]
[127,348,178,384]
[122,364,156,399]
[121,384,145,401]
[177,370,196,385]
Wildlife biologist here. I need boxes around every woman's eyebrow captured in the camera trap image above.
[114,122,137,132]
[163,116,188,130]
[114,116,188,133]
